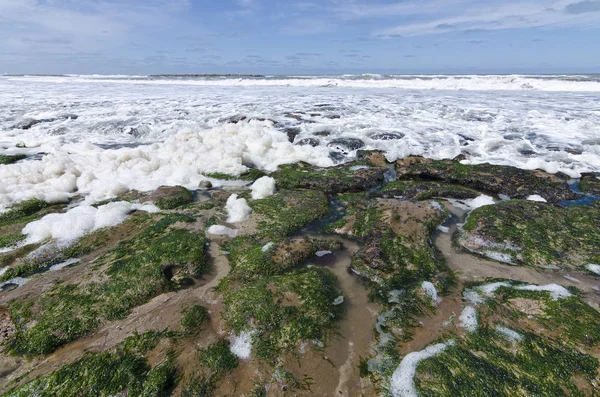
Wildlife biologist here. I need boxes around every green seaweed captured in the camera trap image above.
[0,154,27,165]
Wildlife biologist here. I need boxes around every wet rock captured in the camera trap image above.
[283,127,301,143]
[371,132,405,141]
[271,161,385,195]
[325,115,341,119]
[142,185,194,210]
[198,180,213,190]
[579,173,600,196]
[220,114,248,124]
[331,197,450,284]
[14,118,40,130]
[546,144,584,155]
[313,130,332,137]
[329,151,346,163]
[327,138,365,153]
[356,150,389,168]
[459,200,600,270]
[395,156,576,203]
[379,180,480,200]
[284,113,303,121]
[295,137,320,147]
[582,138,600,146]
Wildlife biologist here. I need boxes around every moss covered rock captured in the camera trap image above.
[271,161,385,195]
[395,156,575,203]
[0,154,27,165]
[460,200,600,269]
[380,180,480,200]
[6,214,209,356]
[144,186,194,210]
[579,173,600,196]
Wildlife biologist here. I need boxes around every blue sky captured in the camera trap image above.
[1,0,600,74]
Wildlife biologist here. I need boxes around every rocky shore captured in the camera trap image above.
[0,152,599,396]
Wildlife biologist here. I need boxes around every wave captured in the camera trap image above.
[4,74,600,92]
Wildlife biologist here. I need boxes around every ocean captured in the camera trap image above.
[1,73,599,210]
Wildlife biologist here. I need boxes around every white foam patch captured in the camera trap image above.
[261,242,274,252]
[459,306,478,332]
[230,330,256,359]
[463,290,485,306]
[250,176,276,199]
[22,201,154,245]
[225,194,252,223]
[333,295,344,305]
[466,195,496,209]
[526,195,547,202]
[586,263,600,275]
[496,325,524,343]
[207,225,238,238]
[476,282,513,297]
[49,258,81,271]
[437,225,450,233]
[514,283,572,300]
[420,281,441,305]
[390,341,455,397]
[316,250,332,257]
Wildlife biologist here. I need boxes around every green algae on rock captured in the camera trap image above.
[270,161,385,195]
[250,189,329,238]
[2,331,174,397]
[143,186,194,210]
[395,156,575,203]
[0,155,27,165]
[6,214,209,356]
[380,180,480,200]
[411,282,600,397]
[222,267,342,362]
[460,200,600,269]
[579,173,600,196]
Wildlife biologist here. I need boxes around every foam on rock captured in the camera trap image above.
[22,201,157,245]
[527,194,547,202]
[251,176,276,199]
[459,306,478,332]
[207,225,238,238]
[420,281,441,305]
[225,194,252,223]
[390,341,455,397]
[230,330,256,359]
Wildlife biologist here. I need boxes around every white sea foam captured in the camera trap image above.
[316,250,332,257]
[467,195,496,209]
[420,281,441,305]
[496,325,524,343]
[526,195,547,202]
[207,225,238,238]
[1,75,599,214]
[514,283,572,300]
[586,264,600,275]
[49,258,81,271]
[251,176,276,199]
[225,194,252,223]
[230,330,255,359]
[261,242,274,252]
[459,306,478,332]
[390,341,455,397]
[22,201,154,245]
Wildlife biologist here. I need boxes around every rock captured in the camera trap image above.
[379,180,480,200]
[459,200,600,270]
[284,113,303,121]
[356,150,389,168]
[313,130,332,137]
[198,180,213,190]
[142,186,194,210]
[283,127,301,143]
[579,173,600,196]
[395,156,576,203]
[271,161,385,195]
[325,115,341,119]
[329,151,346,163]
[371,132,405,141]
[546,144,584,155]
[220,115,248,124]
[0,307,16,345]
[295,138,320,147]
[14,118,40,130]
[327,138,365,153]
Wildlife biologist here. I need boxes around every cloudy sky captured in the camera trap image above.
[1,0,599,74]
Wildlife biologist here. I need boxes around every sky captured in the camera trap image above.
[1,0,600,74]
